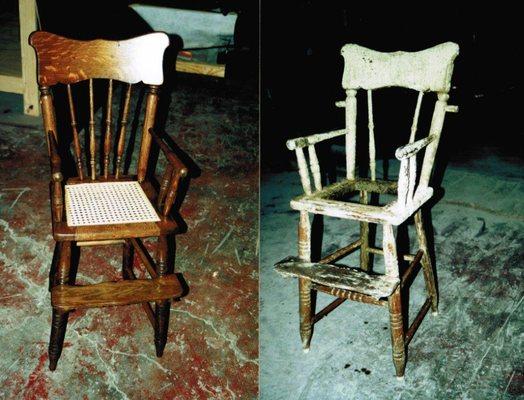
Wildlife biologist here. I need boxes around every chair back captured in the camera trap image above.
[30,31,170,182]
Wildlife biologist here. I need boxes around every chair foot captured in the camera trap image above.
[49,360,57,371]
[302,347,310,354]
[298,278,313,352]
[388,287,406,379]
[432,310,439,316]
[154,300,170,358]
[48,309,69,371]
[396,375,405,381]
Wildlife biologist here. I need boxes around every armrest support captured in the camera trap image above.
[286,129,346,150]
[395,134,436,160]
[48,131,64,222]
[149,128,188,217]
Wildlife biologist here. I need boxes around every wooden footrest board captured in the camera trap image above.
[275,256,399,299]
[51,275,182,311]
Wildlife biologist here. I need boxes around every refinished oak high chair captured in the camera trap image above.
[276,42,459,378]
[30,31,189,370]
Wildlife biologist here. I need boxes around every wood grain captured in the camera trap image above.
[51,275,182,311]
[29,31,169,85]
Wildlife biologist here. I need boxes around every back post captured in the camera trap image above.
[137,85,160,182]
[39,86,57,155]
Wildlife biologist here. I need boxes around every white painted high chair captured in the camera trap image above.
[276,42,459,378]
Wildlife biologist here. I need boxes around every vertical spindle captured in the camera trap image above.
[103,79,113,178]
[345,89,357,180]
[367,90,376,181]
[409,91,424,143]
[115,84,132,178]
[88,79,96,180]
[66,85,84,179]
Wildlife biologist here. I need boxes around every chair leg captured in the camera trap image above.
[298,210,313,352]
[383,224,406,378]
[359,190,371,272]
[388,286,406,378]
[154,235,171,357]
[49,310,69,371]
[414,210,438,313]
[298,278,313,352]
[122,240,134,279]
[48,242,72,371]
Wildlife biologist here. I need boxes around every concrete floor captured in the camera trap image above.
[260,156,523,399]
[0,75,258,399]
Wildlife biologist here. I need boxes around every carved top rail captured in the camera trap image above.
[287,42,459,219]
[341,42,459,92]
[29,31,169,86]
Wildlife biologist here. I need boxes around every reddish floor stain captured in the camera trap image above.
[22,352,49,400]
[0,75,258,399]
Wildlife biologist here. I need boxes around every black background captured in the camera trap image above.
[261,3,523,171]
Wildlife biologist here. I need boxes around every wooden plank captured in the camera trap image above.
[276,257,399,299]
[53,218,178,241]
[51,275,182,311]
[19,0,39,115]
[76,239,125,247]
[0,74,24,93]
[175,60,225,78]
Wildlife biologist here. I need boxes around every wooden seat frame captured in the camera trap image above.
[30,31,189,370]
[277,42,459,378]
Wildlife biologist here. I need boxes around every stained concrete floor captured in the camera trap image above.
[0,75,258,399]
[260,156,523,399]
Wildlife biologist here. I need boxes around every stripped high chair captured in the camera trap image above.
[276,42,459,378]
[30,31,189,370]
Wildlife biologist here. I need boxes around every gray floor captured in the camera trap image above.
[260,156,523,399]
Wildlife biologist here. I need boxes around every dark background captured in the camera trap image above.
[261,3,523,172]
[30,0,258,82]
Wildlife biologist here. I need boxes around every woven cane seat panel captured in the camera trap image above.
[65,181,160,227]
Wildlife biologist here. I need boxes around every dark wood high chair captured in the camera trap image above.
[29,31,190,370]
[276,42,459,378]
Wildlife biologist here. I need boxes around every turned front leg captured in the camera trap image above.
[298,211,313,352]
[49,242,72,371]
[388,286,406,378]
[154,235,171,357]
[383,224,406,378]
[414,210,438,313]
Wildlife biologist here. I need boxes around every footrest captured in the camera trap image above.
[51,275,183,311]
[275,256,399,299]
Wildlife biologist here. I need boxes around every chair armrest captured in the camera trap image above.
[149,129,188,217]
[286,129,346,150]
[149,128,188,177]
[395,134,436,160]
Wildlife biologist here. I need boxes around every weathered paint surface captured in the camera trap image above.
[0,75,258,399]
[275,257,399,299]
[260,160,524,399]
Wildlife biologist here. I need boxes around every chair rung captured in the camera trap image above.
[51,275,182,311]
[275,256,399,299]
